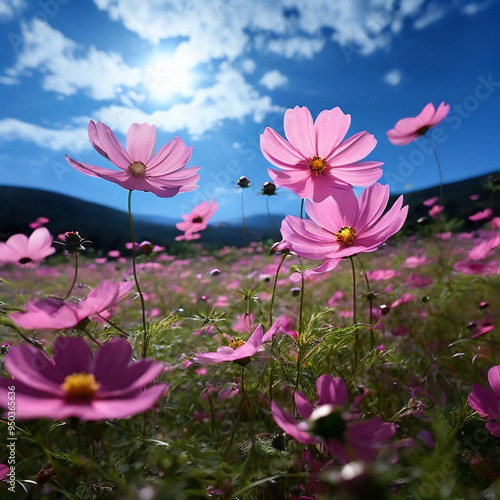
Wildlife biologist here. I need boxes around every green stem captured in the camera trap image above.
[424,134,444,207]
[127,190,148,357]
[63,252,79,300]
[355,255,374,346]
[349,256,359,373]
[241,189,247,247]
[269,253,287,327]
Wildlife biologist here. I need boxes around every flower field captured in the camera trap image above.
[0,105,499,499]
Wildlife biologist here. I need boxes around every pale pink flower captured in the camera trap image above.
[66,121,199,198]
[428,204,444,219]
[271,375,396,463]
[0,227,55,266]
[260,106,383,202]
[10,280,134,330]
[29,216,50,229]
[193,319,283,365]
[176,199,218,240]
[387,102,449,146]
[469,208,493,222]
[422,196,439,207]
[0,337,167,420]
[468,234,500,260]
[280,183,408,275]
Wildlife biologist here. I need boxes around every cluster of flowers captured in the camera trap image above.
[1,100,498,472]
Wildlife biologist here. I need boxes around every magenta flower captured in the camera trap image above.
[387,102,449,146]
[193,319,283,365]
[468,366,500,436]
[281,183,408,274]
[0,337,167,420]
[175,199,218,240]
[10,279,134,330]
[271,375,396,463]
[66,121,199,198]
[260,106,383,202]
[0,228,55,266]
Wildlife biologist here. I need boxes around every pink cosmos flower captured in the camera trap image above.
[281,183,408,274]
[260,106,383,202]
[66,121,199,198]
[0,337,167,420]
[193,319,283,365]
[469,366,500,436]
[387,102,450,146]
[175,199,218,241]
[0,227,55,266]
[10,279,134,330]
[271,375,396,463]
[469,208,494,222]
[428,204,444,219]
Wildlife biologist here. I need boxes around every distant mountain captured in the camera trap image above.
[0,172,498,252]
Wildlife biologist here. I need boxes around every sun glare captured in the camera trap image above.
[145,54,195,101]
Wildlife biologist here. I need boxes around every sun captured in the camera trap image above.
[144,53,195,101]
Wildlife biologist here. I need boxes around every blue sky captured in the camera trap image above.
[0,0,498,224]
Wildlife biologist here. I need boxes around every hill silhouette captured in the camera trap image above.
[0,172,498,252]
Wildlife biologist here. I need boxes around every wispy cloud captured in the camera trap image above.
[384,69,401,86]
[0,118,88,152]
[462,0,493,15]
[259,70,288,91]
[0,0,26,21]
[6,20,142,101]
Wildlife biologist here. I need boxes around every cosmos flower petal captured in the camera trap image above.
[3,344,65,392]
[126,123,156,162]
[295,391,314,419]
[261,128,306,169]
[52,337,92,376]
[468,383,500,419]
[271,401,316,445]
[316,375,348,407]
[305,189,357,231]
[148,138,192,173]
[488,366,500,400]
[327,131,377,167]
[90,121,131,168]
[281,216,339,260]
[283,106,316,158]
[332,161,384,187]
[355,183,390,232]
[315,107,351,158]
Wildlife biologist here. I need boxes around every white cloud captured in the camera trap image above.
[0,0,26,21]
[0,75,20,85]
[6,19,142,101]
[117,65,280,138]
[383,69,401,86]
[241,59,256,74]
[92,0,468,65]
[265,36,325,59]
[413,3,447,30]
[462,1,493,15]
[259,70,288,91]
[0,118,88,152]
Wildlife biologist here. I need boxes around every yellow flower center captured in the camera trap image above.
[229,338,246,350]
[129,161,147,176]
[308,156,327,175]
[62,373,100,399]
[335,226,356,245]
